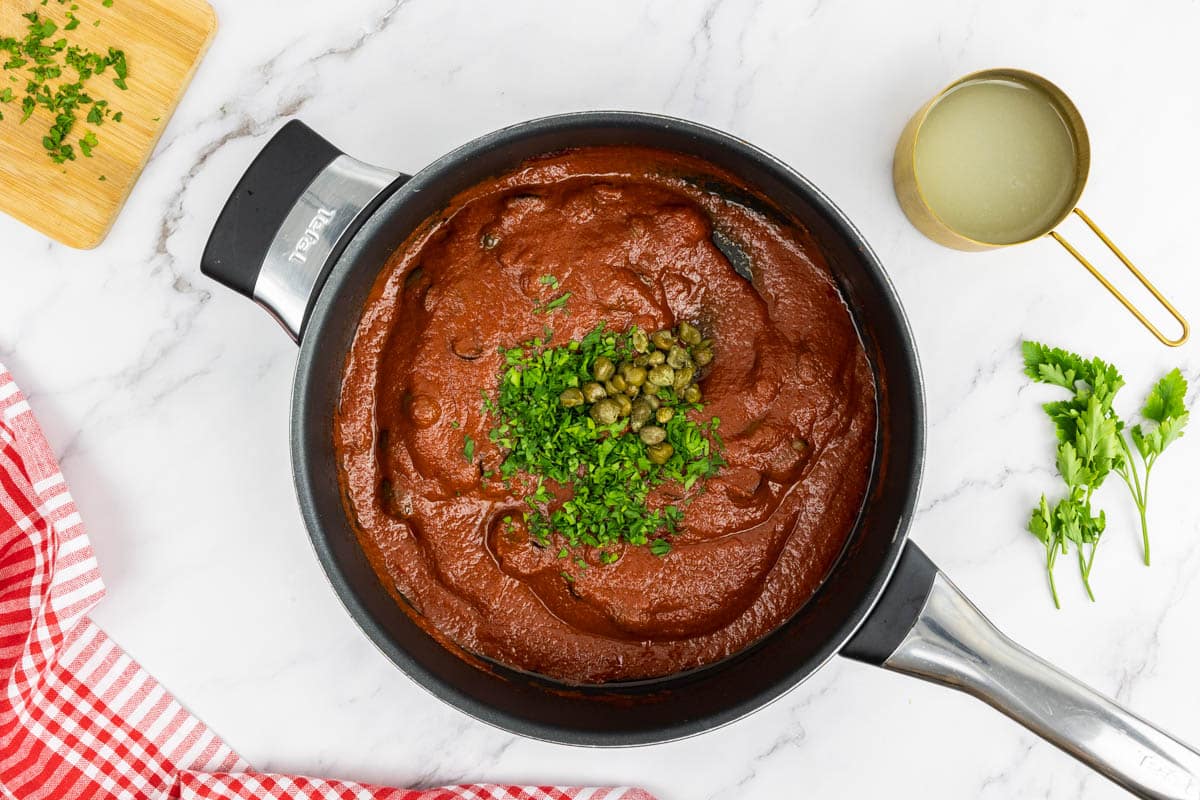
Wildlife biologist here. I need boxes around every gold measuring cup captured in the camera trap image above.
[894,68,1189,346]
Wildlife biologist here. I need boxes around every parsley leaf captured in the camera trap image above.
[535,292,571,314]
[1138,368,1188,443]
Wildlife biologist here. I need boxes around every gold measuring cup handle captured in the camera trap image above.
[1049,208,1190,346]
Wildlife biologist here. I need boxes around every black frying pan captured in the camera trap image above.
[201,112,1200,799]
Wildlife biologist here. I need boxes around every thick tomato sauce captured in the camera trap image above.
[335,146,877,683]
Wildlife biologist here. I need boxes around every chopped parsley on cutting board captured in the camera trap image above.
[0,0,127,165]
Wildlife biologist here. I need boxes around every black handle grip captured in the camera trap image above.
[201,121,343,298]
[840,541,939,665]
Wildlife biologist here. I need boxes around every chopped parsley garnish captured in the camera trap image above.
[0,2,127,164]
[486,324,724,565]
[462,433,476,462]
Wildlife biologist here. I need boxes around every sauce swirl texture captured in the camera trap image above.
[335,146,877,683]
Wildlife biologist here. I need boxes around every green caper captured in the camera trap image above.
[582,382,607,403]
[667,346,692,370]
[631,328,650,353]
[673,366,695,392]
[639,425,667,445]
[647,351,666,366]
[559,387,585,408]
[648,364,675,387]
[678,321,702,345]
[644,394,661,411]
[656,407,675,424]
[481,233,500,250]
[630,399,653,426]
[698,338,714,350]
[634,354,651,367]
[593,356,615,382]
[692,348,714,368]
[610,374,628,392]
[622,364,647,386]
[684,384,702,404]
[625,383,641,398]
[614,394,633,417]
[590,399,621,425]
[651,330,674,351]
[646,442,675,464]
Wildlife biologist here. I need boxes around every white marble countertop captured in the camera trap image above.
[4,0,1200,797]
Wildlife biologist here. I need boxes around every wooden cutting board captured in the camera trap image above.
[0,0,216,249]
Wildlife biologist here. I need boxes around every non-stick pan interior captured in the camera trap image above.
[293,112,925,745]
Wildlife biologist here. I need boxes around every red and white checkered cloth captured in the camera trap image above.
[0,363,654,800]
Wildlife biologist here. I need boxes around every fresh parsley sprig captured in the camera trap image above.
[1022,342,1122,606]
[1121,368,1190,565]
[1022,342,1189,607]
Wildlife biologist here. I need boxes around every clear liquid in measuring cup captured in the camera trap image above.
[914,78,1078,245]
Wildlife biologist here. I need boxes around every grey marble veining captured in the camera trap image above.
[2,1,1200,797]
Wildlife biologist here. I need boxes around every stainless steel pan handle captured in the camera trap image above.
[844,544,1200,799]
